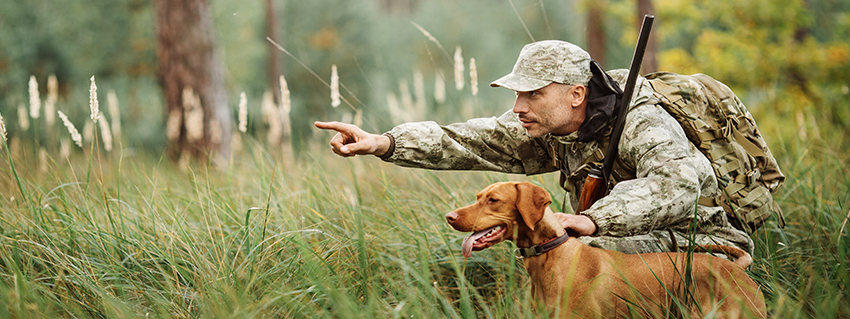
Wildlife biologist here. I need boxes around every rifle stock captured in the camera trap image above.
[578,167,605,212]
[577,15,654,212]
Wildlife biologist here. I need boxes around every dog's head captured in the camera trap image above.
[445,182,552,258]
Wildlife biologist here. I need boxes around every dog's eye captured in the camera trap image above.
[487,198,499,203]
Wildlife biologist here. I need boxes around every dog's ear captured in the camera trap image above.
[515,182,552,231]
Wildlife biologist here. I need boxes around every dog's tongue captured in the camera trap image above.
[461,227,495,258]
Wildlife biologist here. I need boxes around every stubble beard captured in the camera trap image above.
[524,128,546,138]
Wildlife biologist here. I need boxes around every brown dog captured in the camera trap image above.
[445,182,766,318]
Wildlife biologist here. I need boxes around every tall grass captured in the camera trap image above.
[0,137,528,318]
[2,133,848,318]
[1,114,848,318]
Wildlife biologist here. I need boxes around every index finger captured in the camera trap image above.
[314,121,354,133]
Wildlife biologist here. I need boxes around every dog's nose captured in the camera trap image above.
[445,212,458,223]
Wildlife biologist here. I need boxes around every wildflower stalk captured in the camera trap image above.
[87,76,121,239]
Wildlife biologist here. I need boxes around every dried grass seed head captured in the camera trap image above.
[58,110,82,147]
[46,74,58,126]
[98,112,113,151]
[330,65,341,108]
[262,90,281,145]
[60,138,71,160]
[165,109,182,141]
[454,46,465,91]
[413,68,426,111]
[469,58,479,96]
[107,89,121,139]
[29,76,41,119]
[280,75,291,114]
[0,111,6,142]
[182,87,205,142]
[238,91,248,133]
[17,104,29,130]
[434,70,446,104]
[89,76,99,122]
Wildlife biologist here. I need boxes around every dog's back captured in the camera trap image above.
[546,241,766,318]
[613,247,765,318]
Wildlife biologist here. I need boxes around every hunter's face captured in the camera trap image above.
[512,83,586,137]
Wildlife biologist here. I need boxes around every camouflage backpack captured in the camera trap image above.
[644,72,785,233]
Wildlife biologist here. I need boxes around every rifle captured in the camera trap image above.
[577,15,655,212]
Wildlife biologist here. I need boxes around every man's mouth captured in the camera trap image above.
[518,118,536,128]
[461,225,507,258]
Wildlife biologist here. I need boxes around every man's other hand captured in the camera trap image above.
[314,121,391,157]
[554,212,597,237]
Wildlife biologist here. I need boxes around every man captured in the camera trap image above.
[315,40,753,254]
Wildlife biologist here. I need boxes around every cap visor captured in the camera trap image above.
[489,73,551,92]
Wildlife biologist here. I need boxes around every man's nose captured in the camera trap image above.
[512,97,527,114]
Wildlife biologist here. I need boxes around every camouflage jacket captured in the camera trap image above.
[382,70,753,252]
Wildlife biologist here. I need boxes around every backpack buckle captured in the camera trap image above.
[747,169,761,185]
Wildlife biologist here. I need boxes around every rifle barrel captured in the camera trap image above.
[601,14,655,185]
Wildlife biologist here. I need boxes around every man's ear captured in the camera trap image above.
[515,182,553,231]
[570,85,587,107]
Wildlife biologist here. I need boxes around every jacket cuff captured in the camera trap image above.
[578,212,601,236]
[378,132,395,161]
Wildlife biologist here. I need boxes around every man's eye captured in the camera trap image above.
[529,90,540,96]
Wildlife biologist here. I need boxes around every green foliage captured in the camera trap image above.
[0,0,153,92]
[650,0,850,151]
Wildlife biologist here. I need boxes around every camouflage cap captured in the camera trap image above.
[490,40,592,91]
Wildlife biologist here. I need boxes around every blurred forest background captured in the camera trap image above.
[1,0,848,159]
[2,1,850,317]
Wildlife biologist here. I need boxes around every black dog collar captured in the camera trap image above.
[515,230,573,258]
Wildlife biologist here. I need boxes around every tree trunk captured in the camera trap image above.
[586,1,606,67]
[154,0,230,163]
[637,0,658,74]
